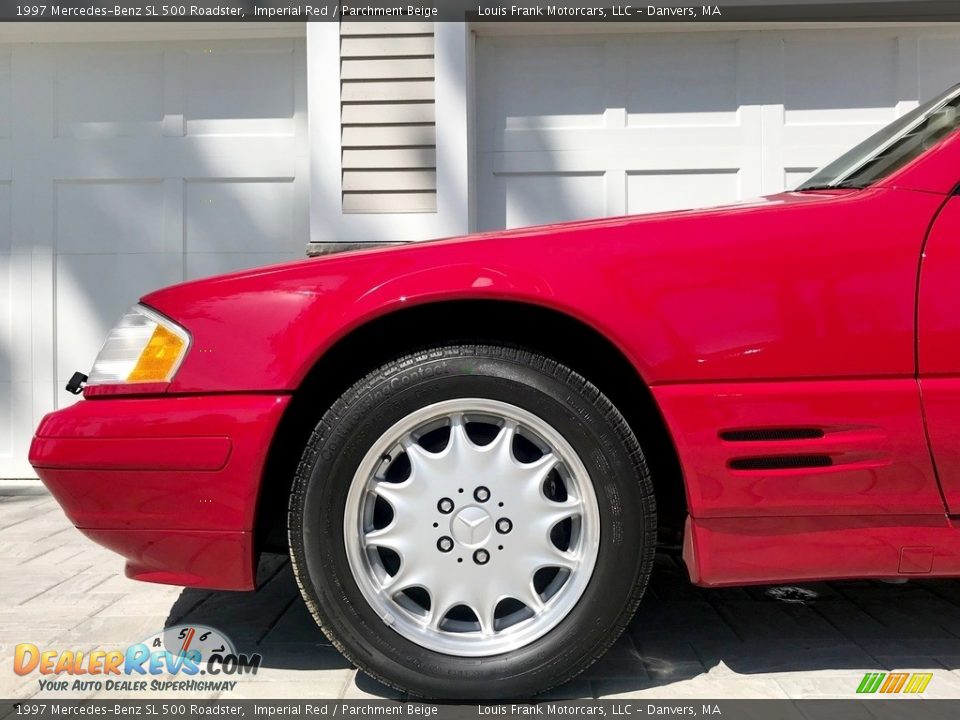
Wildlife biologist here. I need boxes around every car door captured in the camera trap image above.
[919,193,960,513]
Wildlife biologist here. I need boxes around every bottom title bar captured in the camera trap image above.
[1,700,958,720]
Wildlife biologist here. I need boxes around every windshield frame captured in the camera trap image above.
[796,84,960,191]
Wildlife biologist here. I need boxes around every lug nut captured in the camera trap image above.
[473,549,490,565]
[437,536,454,553]
[474,486,491,503]
[496,518,513,534]
[437,498,454,514]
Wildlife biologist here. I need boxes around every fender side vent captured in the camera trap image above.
[729,454,833,470]
[720,428,825,442]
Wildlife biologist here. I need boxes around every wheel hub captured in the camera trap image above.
[450,506,494,547]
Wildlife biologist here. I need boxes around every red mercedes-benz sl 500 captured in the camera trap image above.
[28,85,960,698]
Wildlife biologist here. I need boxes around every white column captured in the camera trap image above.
[433,21,472,238]
[306,21,473,248]
[306,22,344,246]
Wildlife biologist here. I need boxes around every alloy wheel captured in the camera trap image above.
[343,398,601,656]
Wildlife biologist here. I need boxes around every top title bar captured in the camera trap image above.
[4,0,960,22]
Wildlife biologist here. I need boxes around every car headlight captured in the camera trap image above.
[86,305,191,386]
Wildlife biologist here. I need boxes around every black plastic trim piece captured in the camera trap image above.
[720,428,825,442]
[729,455,833,470]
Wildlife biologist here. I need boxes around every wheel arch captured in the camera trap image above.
[255,298,687,554]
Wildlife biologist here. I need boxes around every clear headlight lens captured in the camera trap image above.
[87,305,190,385]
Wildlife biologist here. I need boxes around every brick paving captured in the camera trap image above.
[3,489,960,700]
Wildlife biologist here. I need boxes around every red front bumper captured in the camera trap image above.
[29,394,290,590]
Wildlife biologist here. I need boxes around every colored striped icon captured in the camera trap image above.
[856,672,933,694]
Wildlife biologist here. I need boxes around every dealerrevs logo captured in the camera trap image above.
[13,625,261,693]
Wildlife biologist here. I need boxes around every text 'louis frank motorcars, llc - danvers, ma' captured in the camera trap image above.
[474,5,722,18]
[28,83,960,698]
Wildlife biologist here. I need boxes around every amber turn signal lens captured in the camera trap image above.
[126,325,186,383]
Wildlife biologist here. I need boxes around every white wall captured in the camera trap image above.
[474,26,960,230]
[0,30,308,478]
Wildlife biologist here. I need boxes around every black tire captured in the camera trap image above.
[288,345,656,699]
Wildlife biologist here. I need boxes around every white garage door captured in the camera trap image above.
[476,27,960,230]
[0,35,308,477]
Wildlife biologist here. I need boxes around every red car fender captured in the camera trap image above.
[144,186,938,396]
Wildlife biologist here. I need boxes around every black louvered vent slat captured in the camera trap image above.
[720,428,825,442]
[729,455,833,470]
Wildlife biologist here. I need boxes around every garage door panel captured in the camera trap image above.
[0,253,11,383]
[0,50,11,141]
[0,182,9,253]
[488,149,748,175]
[626,38,740,126]
[185,179,297,254]
[55,181,166,254]
[175,136,298,177]
[56,47,164,139]
[627,170,741,215]
[782,35,899,124]
[0,381,11,458]
[51,136,299,180]
[919,36,960,101]
[498,124,752,154]
[185,40,296,136]
[185,252,302,281]
[495,172,606,230]
[0,380,32,476]
[0,353,33,474]
[0,191,13,468]
[480,41,607,137]
[0,141,10,181]
[781,122,890,148]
